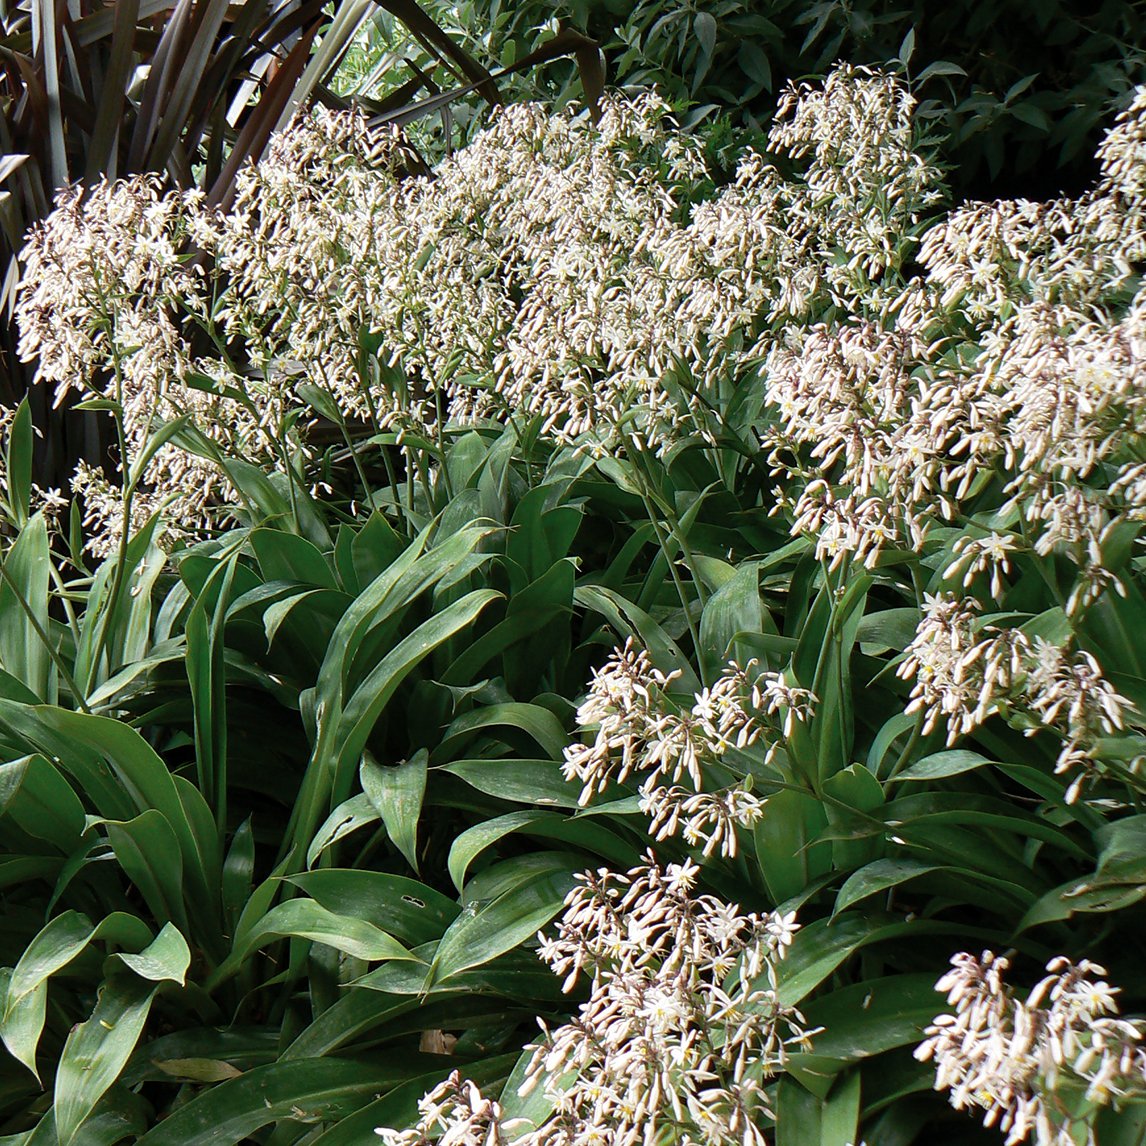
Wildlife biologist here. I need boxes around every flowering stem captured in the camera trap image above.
[85,312,136,690]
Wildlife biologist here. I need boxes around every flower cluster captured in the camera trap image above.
[768,65,944,297]
[562,640,815,857]
[14,64,960,553]
[762,296,1146,594]
[15,178,288,554]
[916,950,1146,1145]
[897,594,1130,801]
[14,68,1146,578]
[377,855,809,1146]
[377,1072,517,1146]
[759,79,1146,601]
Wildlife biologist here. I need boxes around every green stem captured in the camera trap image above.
[639,486,705,678]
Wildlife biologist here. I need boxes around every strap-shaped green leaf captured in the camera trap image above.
[423,860,574,991]
[361,750,427,874]
[113,923,190,985]
[2,912,155,1080]
[55,975,158,1146]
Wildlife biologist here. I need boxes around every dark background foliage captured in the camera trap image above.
[426,0,1145,201]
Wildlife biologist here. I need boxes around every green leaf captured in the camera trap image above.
[134,1056,444,1145]
[821,1071,861,1146]
[71,399,122,414]
[54,976,157,1146]
[776,913,961,1007]
[8,912,100,1007]
[350,513,406,591]
[0,515,52,701]
[287,870,460,945]
[0,705,218,913]
[436,703,569,762]
[1095,1101,1146,1146]
[753,787,831,905]
[0,754,86,852]
[152,1058,244,1082]
[222,819,255,933]
[777,1077,821,1145]
[424,864,574,990]
[280,991,420,1062]
[307,1071,472,1146]
[290,536,501,858]
[306,794,380,868]
[447,810,635,892]
[361,750,428,874]
[694,10,717,60]
[5,399,33,528]
[811,576,869,787]
[250,528,337,590]
[867,712,915,776]
[737,41,772,91]
[0,969,46,1081]
[834,859,942,915]
[915,60,967,83]
[443,758,582,808]
[105,811,186,931]
[1019,880,1146,931]
[76,516,165,695]
[119,540,167,670]
[124,416,191,491]
[897,749,992,782]
[444,559,576,690]
[6,910,158,1071]
[822,764,884,871]
[446,811,545,894]
[231,898,419,966]
[185,553,239,831]
[575,584,700,693]
[1017,815,1146,931]
[898,26,916,65]
[793,973,940,1065]
[295,382,344,424]
[124,1029,279,1086]
[1095,814,1146,882]
[112,923,190,985]
[855,608,919,655]
[506,488,582,583]
[699,561,764,682]
[337,589,500,769]
[262,587,346,653]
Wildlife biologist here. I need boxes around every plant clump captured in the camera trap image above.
[3,62,1146,1146]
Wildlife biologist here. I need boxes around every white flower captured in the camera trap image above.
[918,952,1146,1145]
[378,857,806,1146]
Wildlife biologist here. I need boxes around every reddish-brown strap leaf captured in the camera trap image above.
[371,0,499,108]
[127,0,194,170]
[84,0,139,180]
[369,27,605,130]
[205,17,319,210]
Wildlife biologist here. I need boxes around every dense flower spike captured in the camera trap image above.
[562,641,814,858]
[377,856,809,1146]
[917,952,1146,1145]
[897,594,1130,801]
[16,178,288,554]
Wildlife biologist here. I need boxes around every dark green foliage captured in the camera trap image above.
[417,0,1145,200]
